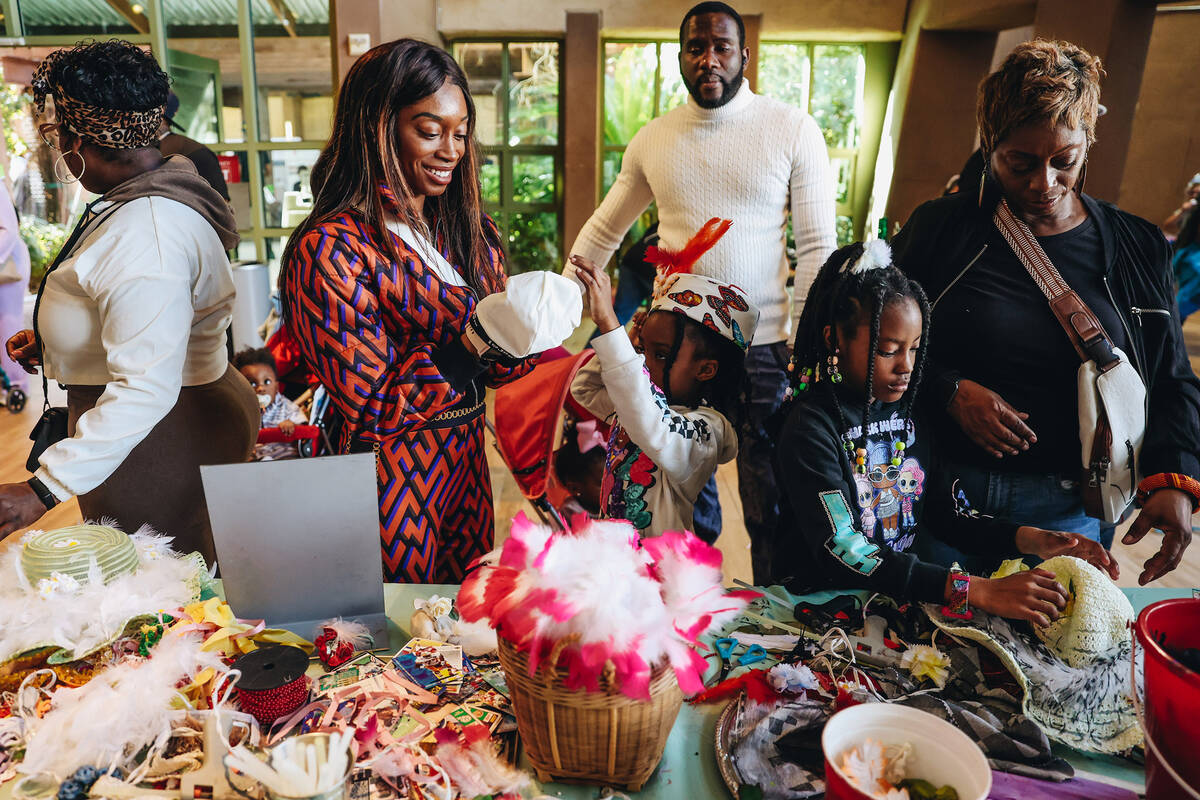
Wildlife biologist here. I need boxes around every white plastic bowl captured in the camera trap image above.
[822,703,992,800]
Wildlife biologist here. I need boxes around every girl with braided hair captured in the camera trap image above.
[772,241,1116,626]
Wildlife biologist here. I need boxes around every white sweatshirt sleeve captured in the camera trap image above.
[788,114,838,333]
[563,129,656,278]
[35,216,193,501]
[569,351,616,423]
[587,328,736,484]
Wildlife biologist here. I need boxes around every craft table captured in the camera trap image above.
[2,585,1186,800]
[381,584,1191,799]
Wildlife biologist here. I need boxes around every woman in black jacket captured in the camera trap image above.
[891,39,1200,585]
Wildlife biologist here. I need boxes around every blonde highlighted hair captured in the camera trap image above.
[977,39,1104,155]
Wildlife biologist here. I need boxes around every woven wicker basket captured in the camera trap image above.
[497,635,683,791]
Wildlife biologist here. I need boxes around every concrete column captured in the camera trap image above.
[562,10,601,258]
[885,28,998,226]
[329,0,379,88]
[329,0,438,89]
[1032,0,1156,203]
[743,13,761,92]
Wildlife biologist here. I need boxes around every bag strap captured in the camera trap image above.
[993,200,1120,371]
[32,199,128,412]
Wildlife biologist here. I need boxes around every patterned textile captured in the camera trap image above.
[599,374,714,533]
[731,695,827,799]
[654,272,760,352]
[926,603,1142,754]
[282,189,534,582]
[376,417,493,582]
[907,648,1074,781]
[32,50,164,149]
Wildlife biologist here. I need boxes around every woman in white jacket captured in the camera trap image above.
[0,41,257,562]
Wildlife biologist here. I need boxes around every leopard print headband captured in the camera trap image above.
[32,49,164,150]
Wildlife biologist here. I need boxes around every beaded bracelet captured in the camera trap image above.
[941,564,973,620]
[1135,473,1200,512]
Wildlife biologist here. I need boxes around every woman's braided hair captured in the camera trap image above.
[787,242,932,468]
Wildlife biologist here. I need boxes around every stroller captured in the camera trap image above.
[254,385,338,459]
[489,349,607,530]
[0,371,26,413]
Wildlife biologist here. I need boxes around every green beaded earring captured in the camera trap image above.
[827,350,843,384]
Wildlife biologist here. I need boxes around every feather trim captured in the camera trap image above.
[18,632,224,779]
[848,239,893,274]
[0,526,206,664]
[454,517,753,699]
[644,218,733,276]
[316,618,373,648]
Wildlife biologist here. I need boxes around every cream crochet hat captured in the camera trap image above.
[1032,556,1135,668]
[926,555,1141,754]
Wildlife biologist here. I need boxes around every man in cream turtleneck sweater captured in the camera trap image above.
[566,1,836,582]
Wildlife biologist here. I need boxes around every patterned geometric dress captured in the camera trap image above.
[282,191,534,582]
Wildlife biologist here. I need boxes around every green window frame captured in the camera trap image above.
[2,0,331,275]
[452,38,563,274]
[601,38,891,247]
[758,41,867,246]
[600,39,687,196]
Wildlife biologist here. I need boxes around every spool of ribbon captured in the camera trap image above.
[232,645,311,726]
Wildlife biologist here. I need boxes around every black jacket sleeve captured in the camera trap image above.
[776,403,950,603]
[891,201,965,409]
[1135,227,1200,480]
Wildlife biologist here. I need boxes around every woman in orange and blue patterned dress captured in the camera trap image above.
[280,40,535,582]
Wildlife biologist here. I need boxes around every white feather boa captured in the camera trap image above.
[457,515,756,699]
[19,632,224,779]
[0,526,205,664]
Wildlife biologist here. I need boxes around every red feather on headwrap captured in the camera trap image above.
[645,217,733,276]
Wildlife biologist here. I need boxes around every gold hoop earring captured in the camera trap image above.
[53,151,85,185]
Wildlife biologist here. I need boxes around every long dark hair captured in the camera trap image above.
[787,242,931,466]
[280,39,499,297]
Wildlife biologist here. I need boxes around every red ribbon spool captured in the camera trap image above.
[232,645,311,727]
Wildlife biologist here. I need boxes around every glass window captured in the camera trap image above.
[509,212,558,275]
[457,42,504,147]
[251,1,333,143]
[164,0,244,144]
[759,42,867,245]
[604,43,656,148]
[757,44,810,112]
[18,0,137,37]
[811,44,866,151]
[259,149,320,228]
[454,39,562,274]
[658,43,689,114]
[508,42,558,146]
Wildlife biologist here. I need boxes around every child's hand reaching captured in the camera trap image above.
[279,420,296,437]
[629,308,647,351]
[1016,526,1119,580]
[969,570,1069,628]
[571,255,620,335]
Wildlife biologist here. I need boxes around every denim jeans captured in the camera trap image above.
[913,464,1114,573]
[738,341,792,584]
[692,473,722,544]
